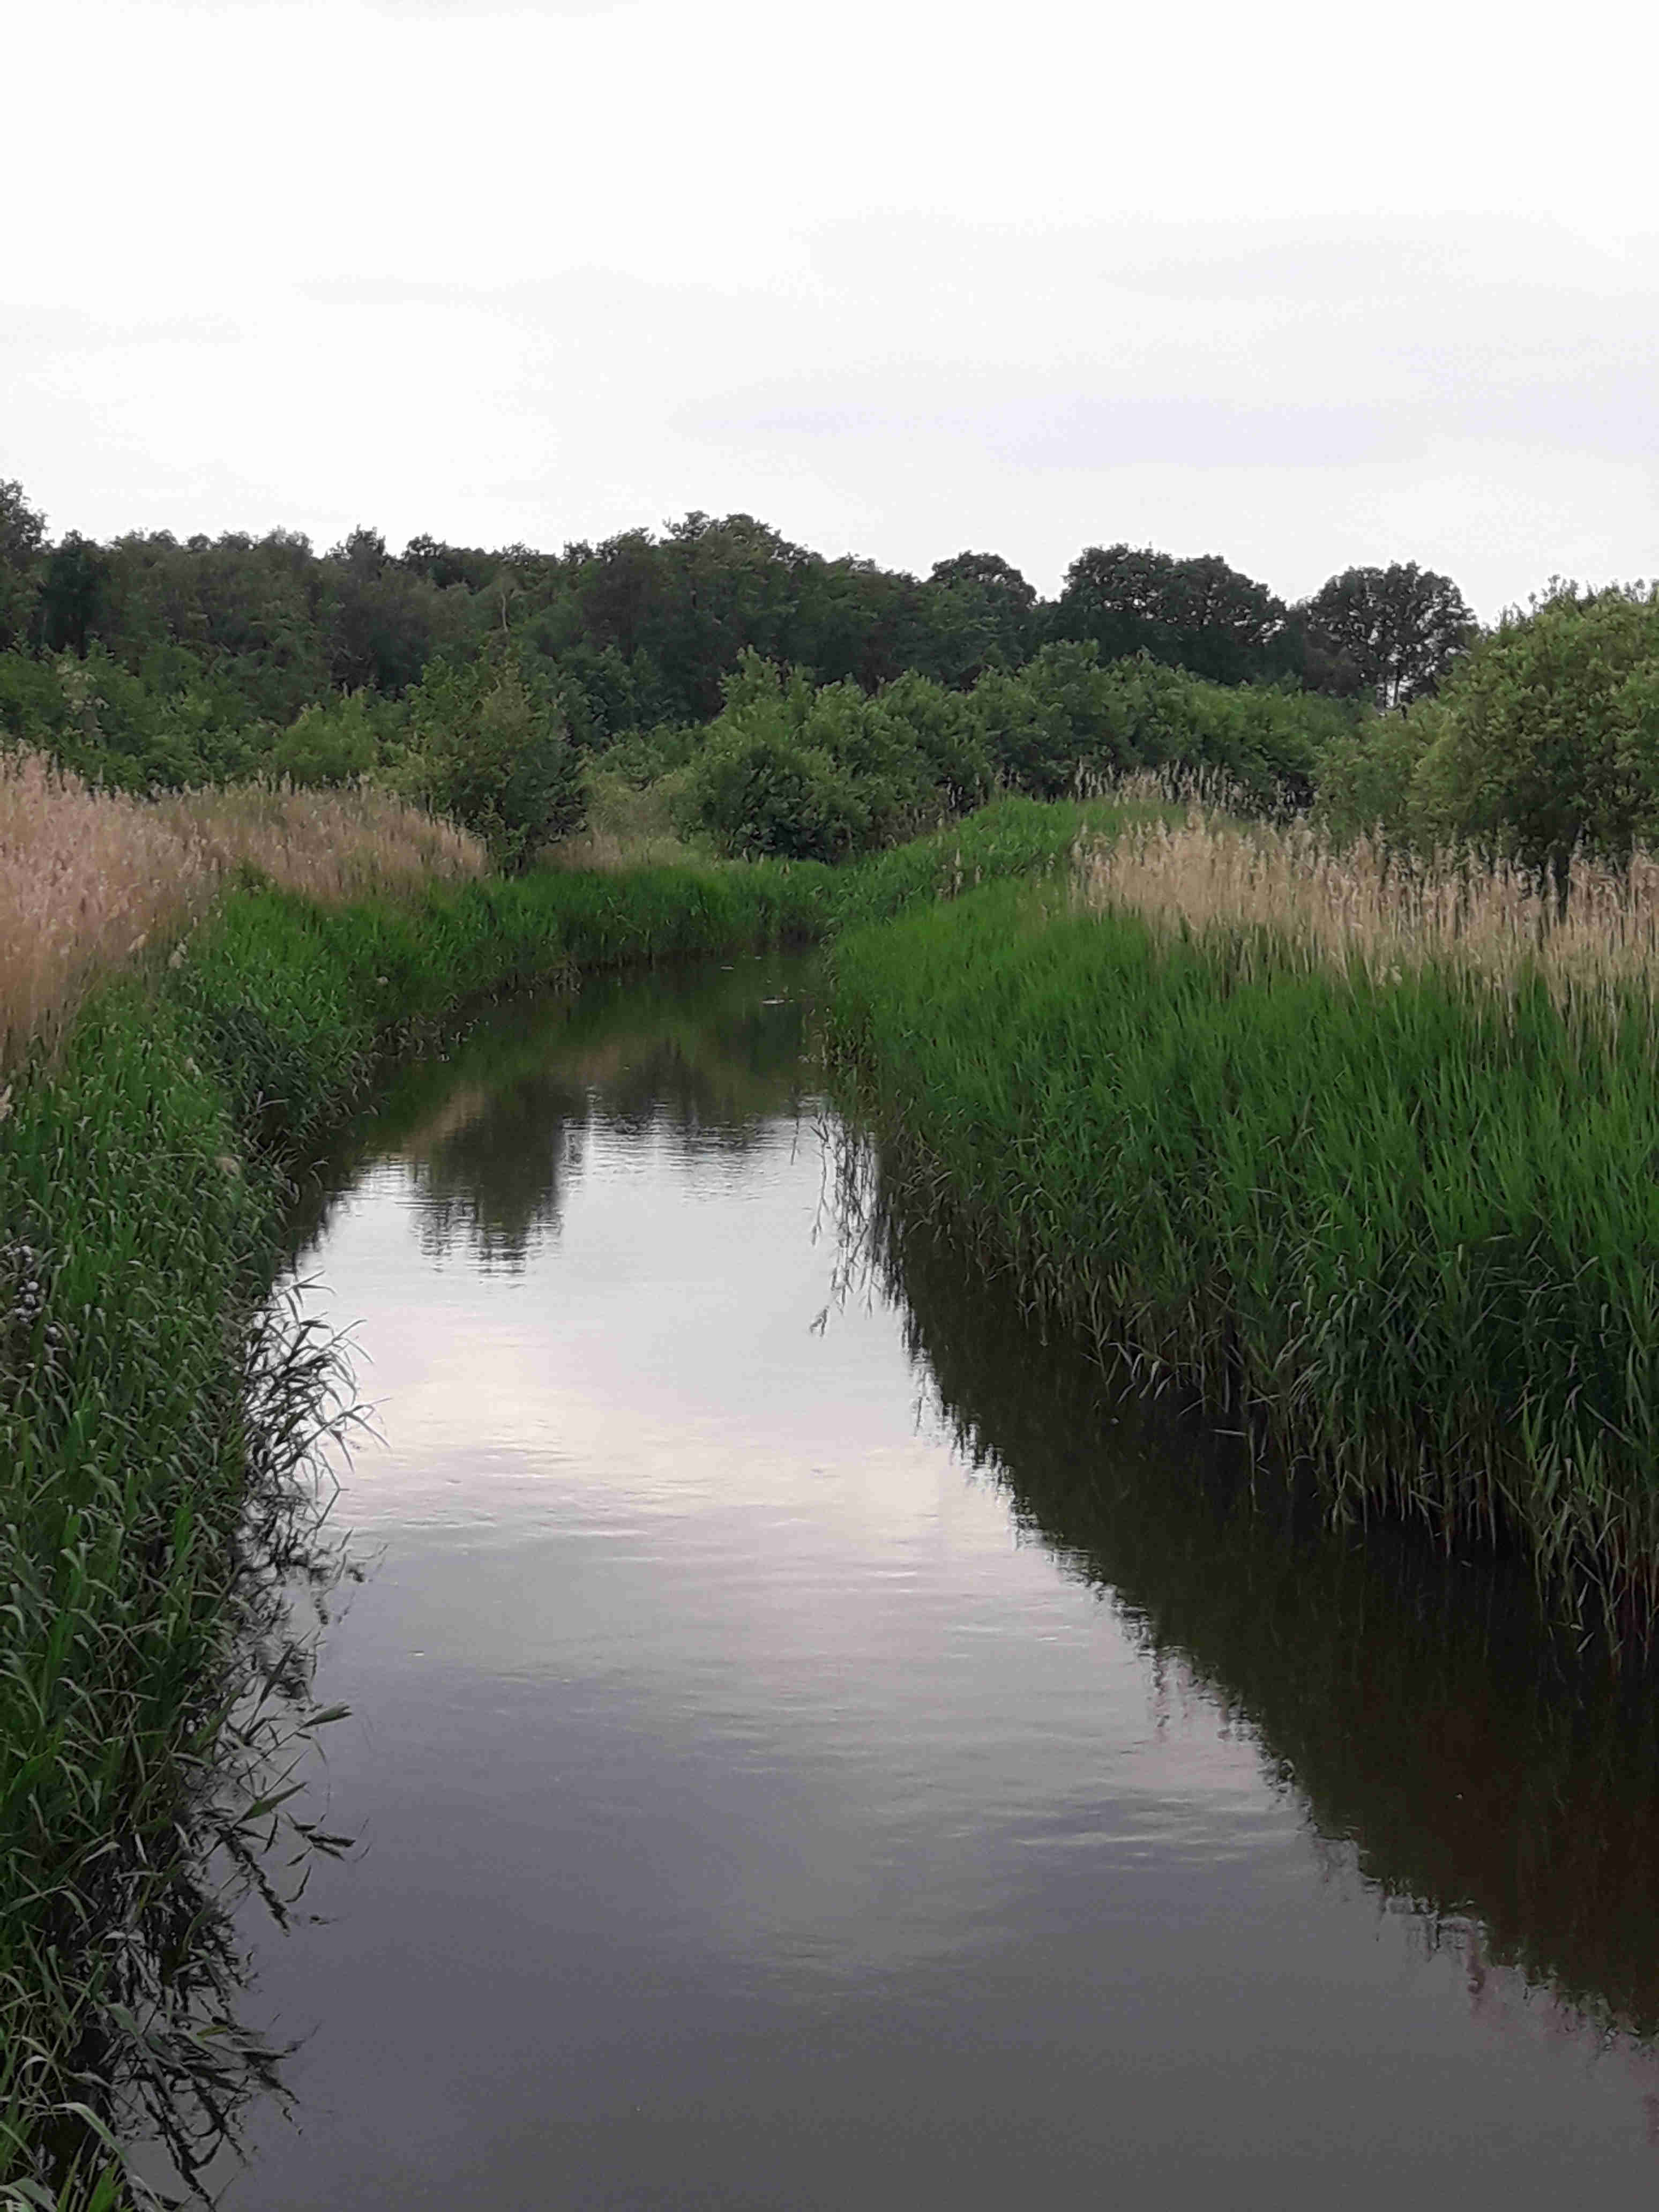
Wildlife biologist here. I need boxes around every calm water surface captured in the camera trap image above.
[225,954,1659,2209]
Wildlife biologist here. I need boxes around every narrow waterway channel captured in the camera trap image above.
[222,953,1659,2209]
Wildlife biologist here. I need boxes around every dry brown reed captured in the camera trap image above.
[162,781,484,905]
[0,750,484,1068]
[1079,809,1659,1002]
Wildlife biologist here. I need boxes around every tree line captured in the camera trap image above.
[0,479,1471,746]
[9,476,1545,868]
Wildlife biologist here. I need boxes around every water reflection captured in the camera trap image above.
[856,1160,1659,2050]
[302,958,813,1271]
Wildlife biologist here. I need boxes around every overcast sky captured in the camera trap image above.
[5,0,1655,617]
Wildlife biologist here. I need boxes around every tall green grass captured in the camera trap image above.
[169,862,837,1142]
[825,795,1138,932]
[0,986,344,2210]
[828,879,1659,1634]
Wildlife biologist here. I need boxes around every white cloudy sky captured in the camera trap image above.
[5,0,1655,616]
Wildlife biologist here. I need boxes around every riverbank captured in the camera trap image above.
[828,869,1659,1641]
[0,796,1110,2205]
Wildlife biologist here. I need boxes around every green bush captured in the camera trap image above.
[268,689,386,786]
[874,670,992,812]
[1310,586,1659,878]
[598,720,702,789]
[966,645,1341,803]
[1311,698,1454,850]
[0,648,267,790]
[405,651,586,869]
[686,655,881,861]
[1435,584,1659,877]
[969,641,1128,797]
[682,645,1341,864]
[693,727,869,862]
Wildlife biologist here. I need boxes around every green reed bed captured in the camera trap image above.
[170,862,837,1140]
[823,795,1135,931]
[827,879,1659,1637]
[163,802,1115,1143]
[0,987,323,2211]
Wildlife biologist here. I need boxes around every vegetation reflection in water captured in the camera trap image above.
[836,1139,1659,2061]
[293,953,820,1276]
[292,956,1659,2078]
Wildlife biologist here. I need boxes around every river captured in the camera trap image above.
[218,952,1659,2209]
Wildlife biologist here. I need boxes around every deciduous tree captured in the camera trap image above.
[1053,544,1291,685]
[0,479,45,649]
[1296,563,1474,709]
[1431,583,1659,888]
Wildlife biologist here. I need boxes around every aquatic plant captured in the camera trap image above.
[0,993,354,2208]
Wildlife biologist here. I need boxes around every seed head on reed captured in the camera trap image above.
[1079,808,1659,1005]
[161,781,485,906]
[0,749,214,1070]
[0,749,486,1069]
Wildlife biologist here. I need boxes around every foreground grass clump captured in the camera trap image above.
[829,873,1659,1635]
[0,984,349,2207]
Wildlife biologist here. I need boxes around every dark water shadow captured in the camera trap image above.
[849,1140,1659,2055]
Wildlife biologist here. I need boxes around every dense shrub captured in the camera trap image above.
[968,642,1132,797]
[685,654,941,861]
[686,645,1349,860]
[1434,585,1659,876]
[599,720,703,789]
[405,652,586,869]
[0,647,264,790]
[1310,586,1659,879]
[875,670,992,811]
[693,727,869,862]
[1312,699,1453,850]
[268,689,386,786]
